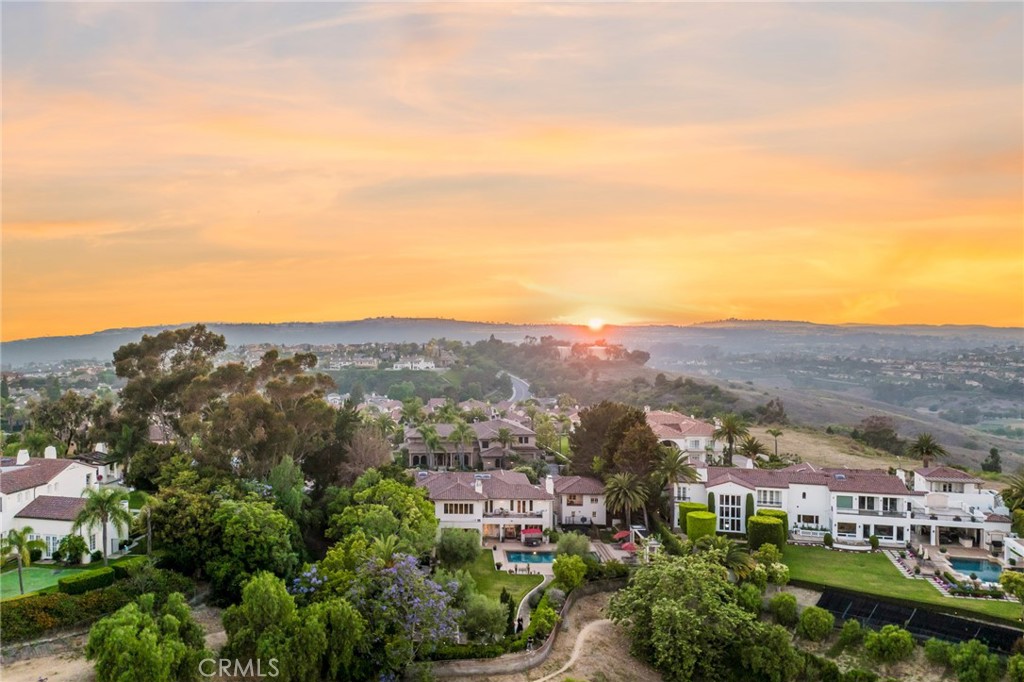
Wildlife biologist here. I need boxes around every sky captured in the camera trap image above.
[3,2,1022,341]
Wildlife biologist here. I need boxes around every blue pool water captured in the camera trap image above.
[506,551,555,564]
[949,558,1003,582]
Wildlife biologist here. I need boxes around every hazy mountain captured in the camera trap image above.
[1,318,1020,368]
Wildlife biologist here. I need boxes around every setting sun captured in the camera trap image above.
[588,318,605,332]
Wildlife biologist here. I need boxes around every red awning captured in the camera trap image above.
[521,528,543,535]
[620,542,638,552]
[612,530,630,540]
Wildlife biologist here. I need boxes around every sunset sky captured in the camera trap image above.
[3,2,1022,341]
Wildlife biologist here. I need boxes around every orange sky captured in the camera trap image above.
[2,3,1022,341]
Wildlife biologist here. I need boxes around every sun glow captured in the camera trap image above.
[587,318,605,332]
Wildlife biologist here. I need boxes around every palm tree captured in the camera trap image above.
[496,427,514,468]
[605,472,649,529]
[766,429,783,457]
[72,487,133,566]
[370,536,401,567]
[556,414,572,456]
[401,398,425,426]
[1000,474,1024,511]
[1,528,46,595]
[449,420,475,470]
[738,435,770,460]
[134,492,157,556]
[417,424,441,469]
[693,535,755,579]
[907,433,948,469]
[657,447,699,503]
[713,414,749,467]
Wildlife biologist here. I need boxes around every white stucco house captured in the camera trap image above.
[553,476,607,526]
[414,470,554,542]
[645,409,726,462]
[672,462,1012,550]
[1,449,128,560]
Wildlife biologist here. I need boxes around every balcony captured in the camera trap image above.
[837,508,906,518]
[483,510,545,519]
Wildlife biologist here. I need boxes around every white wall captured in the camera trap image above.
[558,494,606,525]
[24,518,124,560]
[1,461,97,534]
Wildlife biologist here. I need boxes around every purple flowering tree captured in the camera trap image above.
[346,553,461,677]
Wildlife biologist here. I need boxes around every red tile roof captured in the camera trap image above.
[915,467,980,482]
[703,466,913,495]
[415,470,553,501]
[15,495,86,521]
[554,476,605,495]
[0,458,77,495]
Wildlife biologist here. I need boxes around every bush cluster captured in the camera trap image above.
[769,592,798,627]
[748,515,785,552]
[864,624,914,663]
[112,556,149,580]
[797,605,835,642]
[686,511,716,542]
[678,502,708,529]
[58,567,115,595]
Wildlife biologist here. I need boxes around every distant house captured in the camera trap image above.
[392,357,436,371]
[72,444,122,485]
[645,409,723,459]
[414,470,554,541]
[404,418,544,470]
[553,476,606,526]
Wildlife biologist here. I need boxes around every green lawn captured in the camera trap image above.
[1,565,91,600]
[783,544,1022,625]
[128,490,147,510]
[468,551,543,607]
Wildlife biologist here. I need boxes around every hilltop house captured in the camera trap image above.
[645,409,725,461]
[1,448,127,560]
[414,470,554,541]
[553,476,607,526]
[404,418,544,469]
[672,462,1012,550]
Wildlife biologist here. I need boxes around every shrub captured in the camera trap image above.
[90,550,104,564]
[864,624,914,663]
[924,637,952,667]
[427,642,507,661]
[556,532,590,558]
[769,592,798,627]
[949,639,1002,682]
[686,511,717,542]
[748,516,785,552]
[678,502,708,529]
[58,535,88,565]
[545,588,567,611]
[798,605,835,642]
[436,528,481,569]
[758,509,789,535]
[736,582,763,615]
[824,532,834,548]
[869,535,879,552]
[58,567,115,595]
[523,594,559,641]
[838,619,864,649]
[707,492,715,514]
[29,548,42,562]
[1008,653,1024,682]
[51,550,63,563]
[552,554,586,592]
[112,556,149,580]
[841,670,879,682]
[460,594,507,643]
[745,494,755,526]
[527,589,545,609]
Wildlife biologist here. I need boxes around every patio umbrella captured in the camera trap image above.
[620,542,638,552]
[612,530,631,541]
[521,528,543,535]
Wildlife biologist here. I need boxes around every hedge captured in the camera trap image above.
[112,556,149,580]
[650,515,687,556]
[707,492,716,514]
[757,509,789,534]
[678,502,708,529]
[748,516,785,552]
[687,511,717,542]
[745,494,755,526]
[58,567,115,595]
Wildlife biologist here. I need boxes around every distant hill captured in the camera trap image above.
[1,318,1020,368]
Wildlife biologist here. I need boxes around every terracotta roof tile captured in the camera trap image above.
[0,458,77,495]
[915,467,980,482]
[14,495,86,521]
[554,476,605,495]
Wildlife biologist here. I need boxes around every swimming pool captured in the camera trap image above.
[506,551,555,564]
[949,557,1003,582]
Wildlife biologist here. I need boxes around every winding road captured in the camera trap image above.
[504,373,532,402]
[533,619,614,682]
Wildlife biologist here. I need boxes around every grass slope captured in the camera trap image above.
[468,550,543,607]
[783,544,1021,625]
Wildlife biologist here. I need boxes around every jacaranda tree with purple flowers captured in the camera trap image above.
[346,553,461,677]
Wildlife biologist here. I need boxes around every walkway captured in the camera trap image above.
[533,619,613,682]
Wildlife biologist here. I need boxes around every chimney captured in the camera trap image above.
[544,475,554,495]
[96,443,108,455]
[474,478,483,495]
[44,446,58,459]
[643,405,651,414]
[16,449,30,465]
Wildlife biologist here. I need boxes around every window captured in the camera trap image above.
[442,503,474,515]
[86,474,92,486]
[566,495,583,507]
[592,510,597,517]
[837,496,853,509]
[518,436,529,444]
[690,440,701,450]
[802,492,807,499]
[590,497,599,504]
[882,497,899,513]
[797,515,819,526]
[858,496,875,511]
[757,490,781,507]
[89,534,96,551]
[718,494,742,533]
[874,525,895,540]
[940,483,953,493]
[837,522,857,537]
[480,440,489,449]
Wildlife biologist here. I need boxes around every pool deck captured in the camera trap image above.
[915,543,1007,586]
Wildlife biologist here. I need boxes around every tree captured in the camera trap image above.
[864,624,915,663]
[556,531,591,558]
[57,534,89,565]
[854,416,904,455]
[693,535,754,579]
[29,390,93,453]
[436,528,481,569]
[1001,474,1024,511]
[611,423,662,479]
[738,435,769,460]
[401,397,425,425]
[207,499,299,602]
[496,427,514,457]
[1,527,46,595]
[568,401,637,476]
[268,455,309,524]
[605,472,649,528]
[907,433,948,468]
[740,622,803,682]
[86,593,211,682]
[657,448,698,507]
[769,592,797,626]
[981,448,1002,473]
[151,486,221,576]
[713,414,749,467]
[448,420,475,470]
[797,605,835,641]
[417,424,442,469]
[552,554,586,592]
[949,639,1002,682]
[125,443,181,491]
[766,429,783,457]
[1000,571,1024,621]
[327,472,438,558]
[339,427,393,485]
[132,491,158,556]
[73,488,132,566]
[461,594,507,642]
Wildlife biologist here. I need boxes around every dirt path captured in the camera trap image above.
[533,618,613,682]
